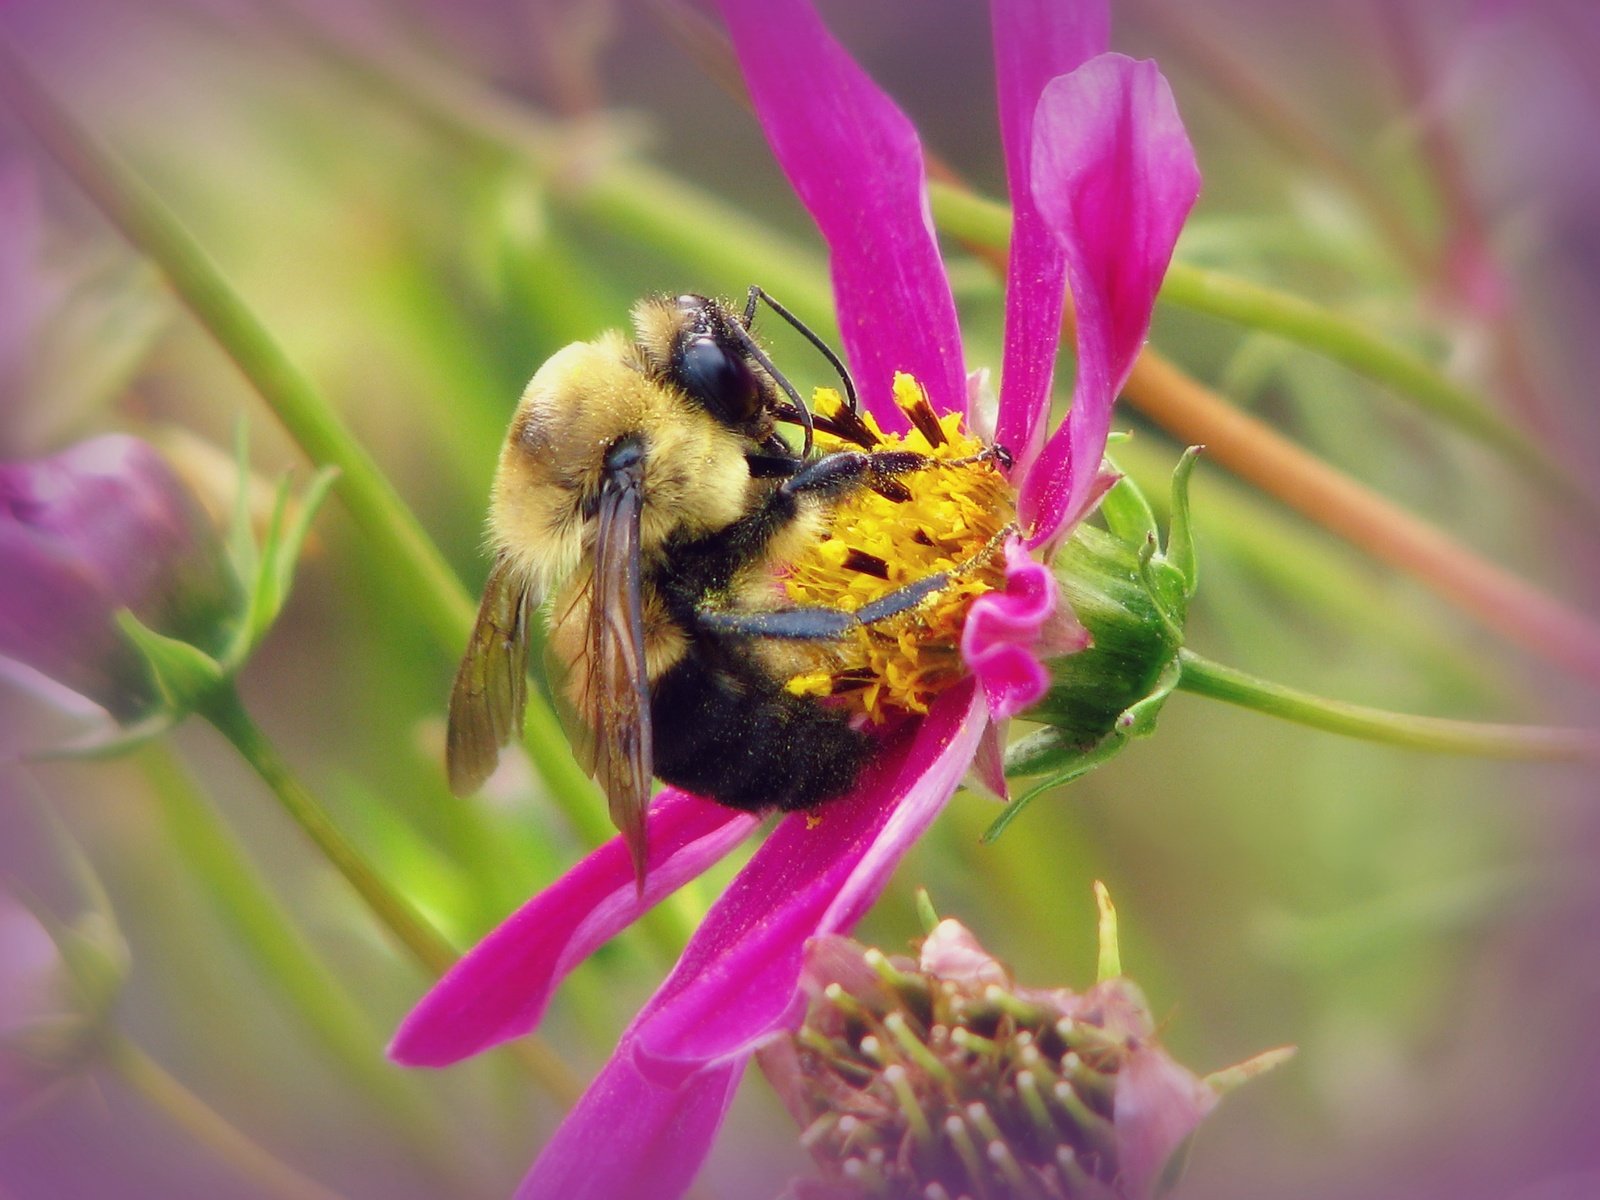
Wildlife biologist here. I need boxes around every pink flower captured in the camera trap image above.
[391,2,1199,1196]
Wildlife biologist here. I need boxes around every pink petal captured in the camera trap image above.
[389,790,758,1067]
[1113,1043,1219,1200]
[716,0,966,423]
[918,917,1012,987]
[1019,55,1201,549]
[631,682,987,1084]
[990,0,1110,473]
[960,537,1086,720]
[518,1053,742,1200]
[968,715,1009,802]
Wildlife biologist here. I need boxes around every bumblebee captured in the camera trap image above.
[448,288,968,878]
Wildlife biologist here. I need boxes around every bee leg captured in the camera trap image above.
[784,449,929,500]
[693,570,952,642]
[695,606,855,640]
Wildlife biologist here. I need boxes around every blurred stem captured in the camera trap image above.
[196,684,581,1104]
[1175,649,1600,762]
[103,1033,348,1200]
[928,181,1593,515]
[135,744,472,1184]
[1156,264,1591,513]
[199,685,458,976]
[1122,0,1435,279]
[267,2,837,330]
[0,30,605,859]
[1375,2,1557,438]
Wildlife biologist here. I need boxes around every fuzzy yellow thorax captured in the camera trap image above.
[782,374,1016,722]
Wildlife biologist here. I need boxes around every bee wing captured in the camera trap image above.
[446,554,539,796]
[542,586,599,781]
[588,450,655,882]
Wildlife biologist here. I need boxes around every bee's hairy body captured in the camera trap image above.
[499,328,868,813]
[450,290,934,880]
[490,333,754,597]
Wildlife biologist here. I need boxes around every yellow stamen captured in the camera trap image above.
[783,373,1016,723]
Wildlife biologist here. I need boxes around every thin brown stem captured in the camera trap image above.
[1121,353,1600,682]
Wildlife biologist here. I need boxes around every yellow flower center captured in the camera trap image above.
[782,373,1017,722]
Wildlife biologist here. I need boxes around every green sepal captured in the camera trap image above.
[1097,459,1159,547]
[29,711,178,761]
[986,449,1201,841]
[221,419,338,665]
[1165,446,1202,598]
[233,464,338,658]
[986,656,1182,842]
[224,420,260,591]
[115,610,226,712]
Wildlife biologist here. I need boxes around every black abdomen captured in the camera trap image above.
[650,655,870,812]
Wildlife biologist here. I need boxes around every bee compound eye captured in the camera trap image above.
[677,335,761,427]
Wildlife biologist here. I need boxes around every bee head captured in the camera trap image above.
[632,294,779,438]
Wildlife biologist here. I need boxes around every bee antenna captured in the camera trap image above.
[743,285,861,416]
[728,321,816,457]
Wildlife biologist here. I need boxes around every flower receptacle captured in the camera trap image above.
[991,449,1201,841]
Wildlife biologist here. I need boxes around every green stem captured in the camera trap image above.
[198,684,459,976]
[927,181,1593,517]
[1156,264,1593,515]
[196,685,581,1103]
[135,745,469,1185]
[0,29,600,847]
[1175,648,1600,762]
[104,1034,348,1200]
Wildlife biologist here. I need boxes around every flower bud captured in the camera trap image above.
[0,435,236,719]
[0,897,127,1110]
[768,915,1233,1200]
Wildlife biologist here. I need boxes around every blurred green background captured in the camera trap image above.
[2,1,1598,1197]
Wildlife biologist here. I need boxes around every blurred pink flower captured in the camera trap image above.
[392,2,1198,1195]
[766,919,1220,1200]
[0,435,233,720]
